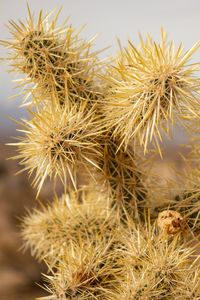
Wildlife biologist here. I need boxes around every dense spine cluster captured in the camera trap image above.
[1,7,200,299]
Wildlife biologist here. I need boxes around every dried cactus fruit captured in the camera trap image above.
[157,210,185,234]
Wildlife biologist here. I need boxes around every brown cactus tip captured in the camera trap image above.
[157,210,185,235]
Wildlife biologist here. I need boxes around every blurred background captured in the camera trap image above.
[0,0,200,299]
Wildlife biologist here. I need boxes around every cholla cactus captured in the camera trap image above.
[112,215,200,299]
[40,237,123,299]
[21,190,120,262]
[102,30,200,154]
[1,6,200,300]
[9,102,103,195]
[1,6,102,108]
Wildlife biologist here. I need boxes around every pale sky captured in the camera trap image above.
[1,0,200,139]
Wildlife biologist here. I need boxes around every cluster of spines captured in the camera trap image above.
[9,102,104,195]
[2,6,148,207]
[22,194,200,299]
[1,6,200,300]
[98,134,148,215]
[22,190,124,299]
[113,217,200,300]
[101,30,200,154]
[1,6,102,109]
[21,190,120,262]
